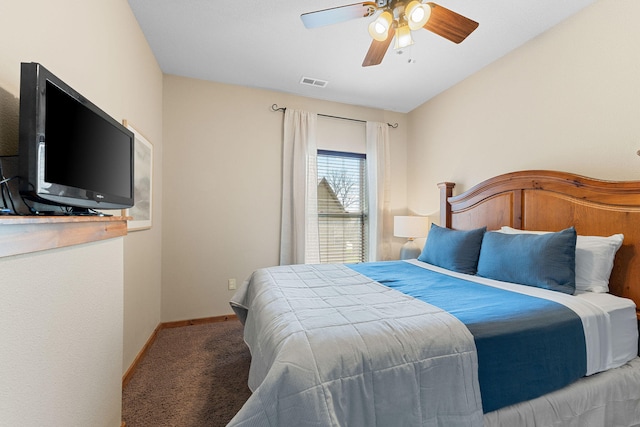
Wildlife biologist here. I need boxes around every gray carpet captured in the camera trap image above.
[122,320,251,427]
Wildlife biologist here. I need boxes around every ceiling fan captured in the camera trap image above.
[301,0,479,67]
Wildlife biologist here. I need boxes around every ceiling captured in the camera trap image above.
[127,0,596,113]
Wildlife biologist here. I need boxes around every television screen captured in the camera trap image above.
[44,81,132,199]
[19,62,134,213]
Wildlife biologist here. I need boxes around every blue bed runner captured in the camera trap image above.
[348,261,587,413]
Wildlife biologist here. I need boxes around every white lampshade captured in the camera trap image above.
[368,11,393,41]
[394,23,414,49]
[406,1,431,30]
[394,216,429,239]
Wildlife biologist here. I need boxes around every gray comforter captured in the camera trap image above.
[229,263,483,426]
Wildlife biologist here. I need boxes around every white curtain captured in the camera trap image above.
[366,121,392,261]
[280,109,319,265]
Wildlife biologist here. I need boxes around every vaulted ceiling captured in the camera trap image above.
[128,0,596,113]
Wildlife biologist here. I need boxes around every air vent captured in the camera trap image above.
[300,77,328,88]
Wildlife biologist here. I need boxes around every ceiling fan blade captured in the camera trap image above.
[301,2,377,29]
[423,2,479,44]
[362,26,395,67]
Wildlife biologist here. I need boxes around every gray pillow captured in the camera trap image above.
[477,227,577,294]
[418,224,486,274]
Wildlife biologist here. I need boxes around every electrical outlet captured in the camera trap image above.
[228,278,237,290]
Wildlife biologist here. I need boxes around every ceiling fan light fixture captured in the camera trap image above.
[394,23,413,49]
[300,1,478,68]
[405,1,430,30]
[368,11,393,41]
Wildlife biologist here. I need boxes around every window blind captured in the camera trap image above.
[316,150,368,263]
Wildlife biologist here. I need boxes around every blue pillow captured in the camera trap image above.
[476,227,577,294]
[418,224,486,274]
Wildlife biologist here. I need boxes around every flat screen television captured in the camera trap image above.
[18,62,134,214]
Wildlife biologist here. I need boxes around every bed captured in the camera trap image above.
[229,170,640,426]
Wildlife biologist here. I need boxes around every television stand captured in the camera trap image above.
[0,215,130,257]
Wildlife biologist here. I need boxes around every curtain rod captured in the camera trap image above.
[270,104,398,129]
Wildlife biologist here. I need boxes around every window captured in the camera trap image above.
[316,150,368,263]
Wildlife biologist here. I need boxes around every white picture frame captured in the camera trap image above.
[122,120,153,231]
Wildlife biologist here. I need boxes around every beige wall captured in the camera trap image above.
[0,239,125,426]
[407,0,640,217]
[0,1,162,425]
[162,75,407,321]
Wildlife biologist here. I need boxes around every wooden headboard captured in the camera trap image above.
[438,170,640,320]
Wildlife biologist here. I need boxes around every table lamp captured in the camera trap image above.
[394,216,430,260]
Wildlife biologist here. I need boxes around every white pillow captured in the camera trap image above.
[499,226,624,293]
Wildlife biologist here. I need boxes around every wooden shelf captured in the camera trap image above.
[0,215,129,258]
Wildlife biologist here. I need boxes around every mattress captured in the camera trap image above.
[484,356,640,426]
